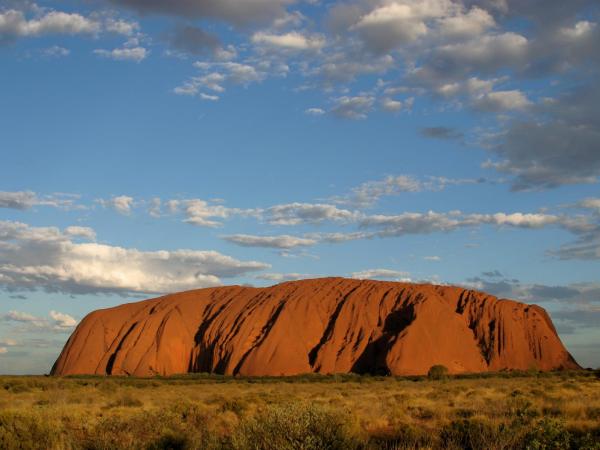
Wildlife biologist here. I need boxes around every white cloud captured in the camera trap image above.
[0,191,38,209]
[332,174,479,208]
[176,61,268,100]
[252,31,325,51]
[424,255,441,261]
[331,95,374,119]
[183,199,259,227]
[335,175,422,207]
[174,73,226,96]
[380,97,404,112]
[265,202,360,225]
[148,197,162,218]
[579,198,600,214]
[254,272,314,282]
[49,310,77,329]
[104,18,139,36]
[64,226,96,240]
[94,46,147,62]
[435,32,528,73]
[194,62,265,85]
[362,211,563,236]
[2,310,44,326]
[0,220,269,295]
[559,20,596,41]
[223,234,317,249]
[472,89,532,111]
[350,268,411,281]
[0,9,100,39]
[1,310,77,332]
[99,195,134,215]
[437,6,495,38]
[0,191,78,210]
[42,45,70,57]
[351,2,431,52]
[200,93,219,101]
[305,107,325,116]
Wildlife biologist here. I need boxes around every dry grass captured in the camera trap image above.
[1,371,599,449]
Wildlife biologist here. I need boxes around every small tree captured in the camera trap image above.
[428,365,449,380]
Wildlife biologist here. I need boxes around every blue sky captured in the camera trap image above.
[1,0,599,373]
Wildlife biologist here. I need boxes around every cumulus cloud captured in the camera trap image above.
[437,6,495,38]
[49,310,77,329]
[94,46,147,62]
[380,97,404,112]
[305,107,325,116]
[64,226,96,240]
[484,84,600,190]
[98,195,135,214]
[0,6,143,46]
[426,32,529,78]
[472,89,531,112]
[1,310,77,332]
[104,18,139,36]
[0,8,100,43]
[175,61,270,99]
[223,234,317,249]
[183,199,260,227]
[331,95,374,119]
[0,220,269,295]
[350,1,440,52]
[252,31,325,51]
[0,191,79,210]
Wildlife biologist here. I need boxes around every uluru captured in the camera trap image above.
[51,277,580,377]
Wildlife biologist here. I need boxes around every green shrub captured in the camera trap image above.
[523,419,571,450]
[231,403,362,450]
[427,365,449,380]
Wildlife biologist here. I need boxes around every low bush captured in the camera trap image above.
[439,419,517,450]
[0,411,64,450]
[523,419,571,450]
[427,365,449,381]
[231,403,363,450]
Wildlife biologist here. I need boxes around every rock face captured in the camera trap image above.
[52,278,579,376]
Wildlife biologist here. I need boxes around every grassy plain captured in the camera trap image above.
[1,371,599,449]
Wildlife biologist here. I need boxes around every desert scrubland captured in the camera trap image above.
[1,371,599,450]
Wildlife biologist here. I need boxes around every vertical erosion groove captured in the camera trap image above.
[308,285,360,368]
[106,322,138,375]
